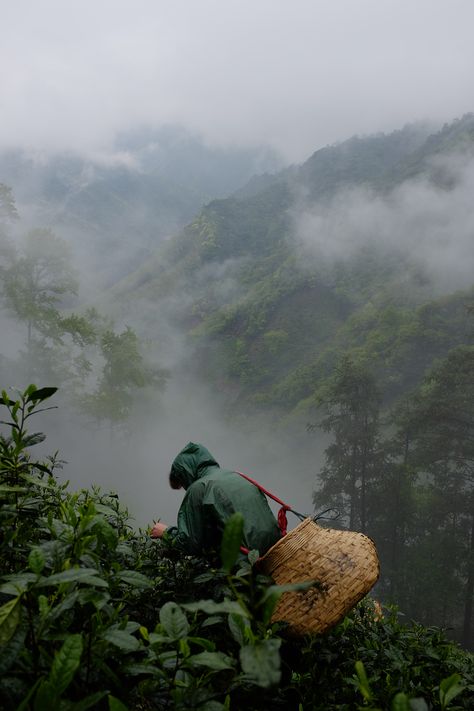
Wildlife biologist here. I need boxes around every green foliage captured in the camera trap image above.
[393,346,474,649]
[313,355,383,532]
[262,329,289,355]
[0,221,100,393]
[291,601,474,710]
[140,121,474,420]
[220,512,244,573]
[0,183,19,223]
[2,228,78,329]
[1,386,473,709]
[79,325,167,427]
[0,187,166,431]
[0,386,292,708]
[47,116,474,430]
[306,341,474,655]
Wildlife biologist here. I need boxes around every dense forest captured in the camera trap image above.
[2,114,474,708]
[0,128,281,284]
[110,114,474,650]
[0,387,473,709]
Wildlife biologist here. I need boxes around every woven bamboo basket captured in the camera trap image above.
[258,517,380,637]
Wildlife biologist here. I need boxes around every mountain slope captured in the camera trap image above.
[0,126,282,283]
[110,114,474,418]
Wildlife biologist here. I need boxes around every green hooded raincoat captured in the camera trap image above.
[164,442,281,557]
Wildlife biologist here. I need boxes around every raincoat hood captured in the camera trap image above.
[164,443,281,556]
[170,442,219,489]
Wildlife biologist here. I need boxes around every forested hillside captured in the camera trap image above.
[2,114,474,708]
[0,126,281,283]
[4,1,474,706]
[0,387,473,710]
[109,114,474,649]
[116,114,474,417]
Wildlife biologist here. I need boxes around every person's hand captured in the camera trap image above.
[150,521,168,538]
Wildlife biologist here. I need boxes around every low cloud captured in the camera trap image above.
[32,372,323,530]
[292,152,474,293]
[2,2,474,162]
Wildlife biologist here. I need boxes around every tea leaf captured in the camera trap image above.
[26,387,58,404]
[183,599,247,617]
[48,633,83,696]
[0,596,21,645]
[391,692,411,711]
[159,601,190,640]
[70,690,110,710]
[116,570,153,589]
[108,695,130,711]
[239,639,281,688]
[439,672,465,709]
[355,660,373,702]
[103,629,141,652]
[28,548,46,575]
[228,612,248,646]
[221,512,244,573]
[36,567,108,588]
[186,651,235,671]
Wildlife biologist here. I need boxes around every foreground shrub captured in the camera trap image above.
[0,386,473,710]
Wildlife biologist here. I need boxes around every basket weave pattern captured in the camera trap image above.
[259,518,380,636]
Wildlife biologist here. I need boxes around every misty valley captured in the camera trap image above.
[1,116,474,709]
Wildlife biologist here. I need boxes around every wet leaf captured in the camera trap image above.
[240,639,281,688]
[48,633,83,696]
[115,570,153,589]
[186,651,235,671]
[0,596,21,645]
[103,629,141,652]
[159,601,190,640]
[28,548,46,575]
[26,387,58,403]
[220,512,244,573]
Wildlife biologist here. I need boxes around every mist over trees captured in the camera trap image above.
[1,386,472,709]
[0,186,165,435]
[311,350,474,648]
[0,127,282,286]
[99,114,474,649]
[2,115,474,693]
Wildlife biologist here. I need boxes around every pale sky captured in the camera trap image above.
[2,0,474,162]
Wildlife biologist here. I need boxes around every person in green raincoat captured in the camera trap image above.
[151,442,281,557]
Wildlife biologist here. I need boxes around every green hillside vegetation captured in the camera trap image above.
[0,186,166,430]
[1,387,473,710]
[3,113,474,703]
[116,114,474,418]
[105,114,474,650]
[0,127,282,281]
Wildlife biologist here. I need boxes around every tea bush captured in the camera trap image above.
[0,386,473,710]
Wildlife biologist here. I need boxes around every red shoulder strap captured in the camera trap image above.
[236,471,291,536]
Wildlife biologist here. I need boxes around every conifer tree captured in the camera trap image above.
[405,346,474,648]
[313,355,382,533]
